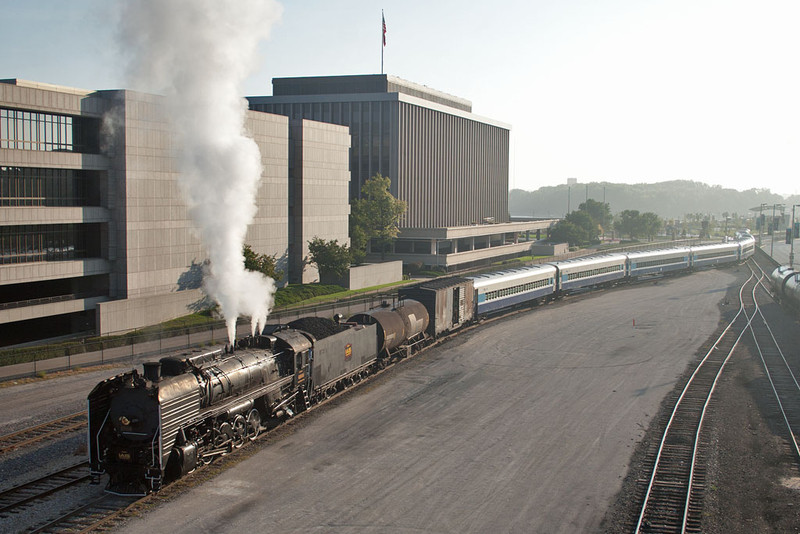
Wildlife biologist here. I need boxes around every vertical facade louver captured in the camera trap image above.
[248,74,510,229]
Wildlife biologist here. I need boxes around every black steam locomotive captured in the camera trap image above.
[88,297,437,495]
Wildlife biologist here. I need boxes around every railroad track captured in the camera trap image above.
[0,461,90,517]
[746,264,800,463]
[635,270,758,533]
[0,411,87,456]
[28,493,139,533]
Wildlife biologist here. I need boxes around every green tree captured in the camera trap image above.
[613,210,663,240]
[578,199,612,233]
[614,210,644,239]
[549,210,600,246]
[307,237,352,279]
[242,244,282,281]
[549,220,588,247]
[641,212,663,241]
[350,174,407,261]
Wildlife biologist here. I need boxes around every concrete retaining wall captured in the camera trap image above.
[347,261,403,290]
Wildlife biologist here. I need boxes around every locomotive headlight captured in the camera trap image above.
[118,415,140,426]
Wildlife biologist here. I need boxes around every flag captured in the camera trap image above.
[382,12,386,46]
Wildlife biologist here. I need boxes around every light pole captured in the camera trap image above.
[770,204,785,259]
[791,204,799,268]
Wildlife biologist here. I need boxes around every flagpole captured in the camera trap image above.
[381,10,385,74]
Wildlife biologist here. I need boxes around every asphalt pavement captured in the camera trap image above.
[114,268,739,534]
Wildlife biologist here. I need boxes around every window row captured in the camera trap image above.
[633,256,687,269]
[0,224,101,264]
[0,166,102,207]
[0,108,100,153]
[565,264,624,281]
[484,277,554,301]
[695,251,736,260]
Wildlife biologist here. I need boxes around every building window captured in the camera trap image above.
[0,108,99,153]
[0,167,102,207]
[0,223,101,264]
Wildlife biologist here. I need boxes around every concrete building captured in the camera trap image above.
[288,119,351,283]
[248,74,511,229]
[249,74,555,271]
[0,79,350,345]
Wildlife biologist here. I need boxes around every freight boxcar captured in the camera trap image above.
[398,277,475,337]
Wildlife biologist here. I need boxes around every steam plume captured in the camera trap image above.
[119,0,283,343]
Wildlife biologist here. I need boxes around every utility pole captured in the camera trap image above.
[567,186,571,215]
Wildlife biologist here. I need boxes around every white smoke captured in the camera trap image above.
[118,0,283,343]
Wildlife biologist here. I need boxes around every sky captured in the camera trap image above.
[2,0,799,196]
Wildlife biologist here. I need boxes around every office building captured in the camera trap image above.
[249,74,553,271]
[0,79,350,345]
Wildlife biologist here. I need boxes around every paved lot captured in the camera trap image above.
[760,234,797,266]
[114,269,737,534]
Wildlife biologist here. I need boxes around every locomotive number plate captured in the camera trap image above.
[344,343,352,361]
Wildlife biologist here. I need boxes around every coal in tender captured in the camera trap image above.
[288,317,347,339]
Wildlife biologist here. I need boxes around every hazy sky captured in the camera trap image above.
[3,0,798,196]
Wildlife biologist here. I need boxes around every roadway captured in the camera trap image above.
[115,268,739,534]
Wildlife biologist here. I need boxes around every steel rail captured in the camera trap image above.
[746,267,800,462]
[0,411,87,455]
[635,272,757,534]
[0,461,90,514]
[27,494,137,534]
[679,272,761,532]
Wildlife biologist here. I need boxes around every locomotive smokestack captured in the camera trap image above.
[143,362,162,382]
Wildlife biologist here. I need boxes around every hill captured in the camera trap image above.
[509,180,798,220]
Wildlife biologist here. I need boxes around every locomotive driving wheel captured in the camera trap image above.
[232,415,247,448]
[246,409,261,440]
[215,422,234,453]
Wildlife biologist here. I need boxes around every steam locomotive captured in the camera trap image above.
[88,234,755,495]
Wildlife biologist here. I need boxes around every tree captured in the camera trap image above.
[242,244,282,281]
[641,212,663,241]
[614,210,644,239]
[307,237,351,279]
[350,174,407,261]
[578,199,612,233]
[613,210,663,240]
[549,220,588,247]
